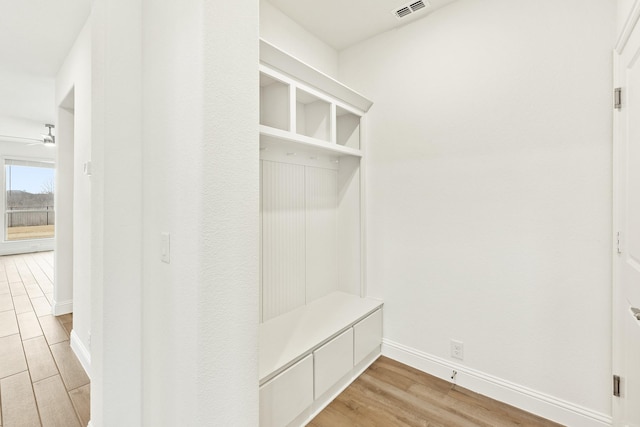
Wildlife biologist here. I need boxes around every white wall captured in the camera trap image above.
[260,0,338,77]
[142,0,259,425]
[90,0,142,424]
[0,117,55,256]
[340,0,614,424]
[55,20,92,361]
[617,0,638,40]
[0,69,54,123]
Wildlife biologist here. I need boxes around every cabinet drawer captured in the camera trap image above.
[313,328,354,399]
[260,355,313,427]
[354,309,382,365]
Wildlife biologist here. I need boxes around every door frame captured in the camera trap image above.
[612,44,622,426]
[613,4,640,424]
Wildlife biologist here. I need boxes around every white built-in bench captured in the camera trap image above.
[259,292,383,427]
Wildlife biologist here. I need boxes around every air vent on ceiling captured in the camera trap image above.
[410,1,426,11]
[393,0,430,19]
[396,6,412,17]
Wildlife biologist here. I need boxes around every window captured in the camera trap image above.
[5,159,55,241]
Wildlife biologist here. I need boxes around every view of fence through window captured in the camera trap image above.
[5,159,55,241]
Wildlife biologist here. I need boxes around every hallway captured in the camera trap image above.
[0,251,90,426]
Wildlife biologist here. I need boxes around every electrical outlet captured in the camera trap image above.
[451,339,464,360]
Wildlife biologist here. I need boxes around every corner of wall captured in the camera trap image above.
[383,340,612,427]
[70,329,91,378]
[259,0,339,77]
[52,299,73,316]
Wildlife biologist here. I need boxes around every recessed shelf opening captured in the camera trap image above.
[260,73,290,131]
[336,107,361,150]
[296,89,331,142]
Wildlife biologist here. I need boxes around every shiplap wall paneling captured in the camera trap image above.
[338,156,362,296]
[261,160,306,321]
[305,166,338,303]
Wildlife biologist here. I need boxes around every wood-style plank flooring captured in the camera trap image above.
[309,356,564,427]
[0,251,90,427]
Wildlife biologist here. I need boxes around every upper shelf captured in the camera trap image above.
[260,125,362,158]
[260,39,373,113]
[260,68,365,158]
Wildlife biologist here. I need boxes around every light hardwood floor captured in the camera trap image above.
[0,251,90,427]
[309,356,564,427]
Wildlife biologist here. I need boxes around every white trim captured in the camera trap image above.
[260,125,363,158]
[616,0,640,53]
[259,64,365,118]
[612,47,622,421]
[70,330,91,379]
[260,39,373,112]
[382,339,612,427]
[0,243,54,256]
[52,299,73,316]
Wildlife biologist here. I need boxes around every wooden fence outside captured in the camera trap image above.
[6,207,55,227]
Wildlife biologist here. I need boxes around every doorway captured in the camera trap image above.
[53,89,74,317]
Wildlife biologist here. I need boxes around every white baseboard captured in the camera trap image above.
[70,330,91,379]
[383,339,612,427]
[0,242,54,257]
[52,299,73,316]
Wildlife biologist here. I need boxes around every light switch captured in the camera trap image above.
[161,232,170,264]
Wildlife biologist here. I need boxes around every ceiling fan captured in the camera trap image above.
[0,124,55,146]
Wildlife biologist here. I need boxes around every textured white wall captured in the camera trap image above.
[142,0,259,425]
[55,18,91,350]
[90,0,143,424]
[200,1,259,422]
[260,0,338,77]
[340,0,614,419]
[141,0,200,423]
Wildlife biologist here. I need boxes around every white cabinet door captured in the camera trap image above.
[313,329,354,399]
[353,309,382,365]
[259,355,313,427]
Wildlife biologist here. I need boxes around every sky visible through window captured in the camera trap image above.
[6,165,55,194]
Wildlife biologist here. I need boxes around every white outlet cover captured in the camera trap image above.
[451,339,464,360]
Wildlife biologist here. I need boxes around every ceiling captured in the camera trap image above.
[266,0,459,50]
[0,0,93,77]
[0,0,456,76]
